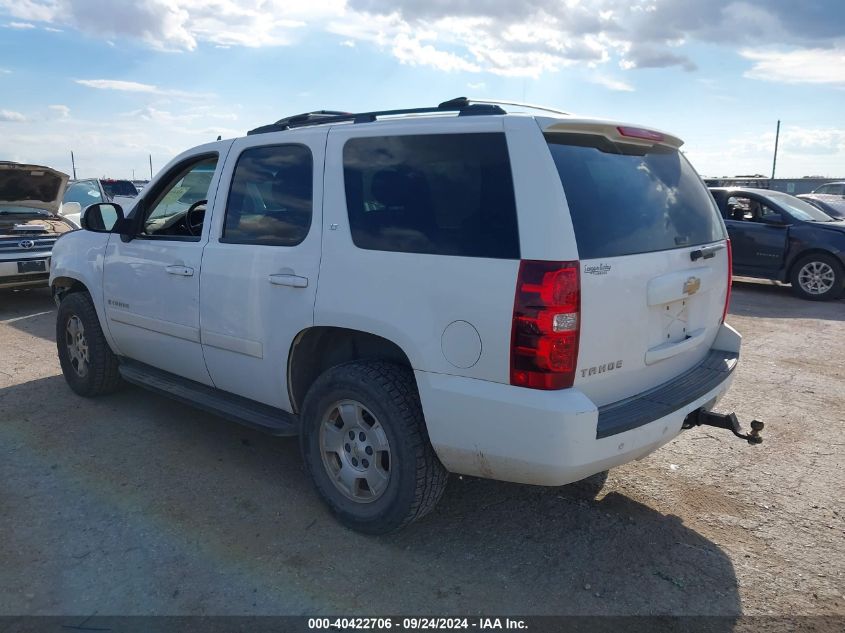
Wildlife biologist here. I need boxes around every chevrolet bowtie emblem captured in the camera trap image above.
[683,276,701,295]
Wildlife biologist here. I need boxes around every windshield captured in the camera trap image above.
[767,191,834,222]
[546,133,725,259]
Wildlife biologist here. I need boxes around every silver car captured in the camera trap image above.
[0,162,76,290]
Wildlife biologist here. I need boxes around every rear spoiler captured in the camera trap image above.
[542,119,684,150]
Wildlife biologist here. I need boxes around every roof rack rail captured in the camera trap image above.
[466,98,571,115]
[246,97,506,135]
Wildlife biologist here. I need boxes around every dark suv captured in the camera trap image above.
[710,187,845,300]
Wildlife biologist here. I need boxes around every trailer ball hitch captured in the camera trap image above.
[683,409,764,444]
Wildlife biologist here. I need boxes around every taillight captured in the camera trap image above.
[722,239,733,323]
[510,260,580,390]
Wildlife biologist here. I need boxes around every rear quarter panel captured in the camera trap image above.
[316,117,527,382]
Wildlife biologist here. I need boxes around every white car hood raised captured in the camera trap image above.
[0,162,69,214]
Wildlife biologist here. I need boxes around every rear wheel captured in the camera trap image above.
[790,253,844,301]
[56,292,122,396]
[300,360,448,534]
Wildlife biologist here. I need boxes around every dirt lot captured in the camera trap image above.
[0,281,842,616]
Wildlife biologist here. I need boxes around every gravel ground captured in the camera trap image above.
[0,280,842,616]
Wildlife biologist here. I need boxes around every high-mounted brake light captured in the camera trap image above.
[722,239,733,323]
[617,126,665,142]
[511,261,581,390]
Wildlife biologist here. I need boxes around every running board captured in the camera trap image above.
[118,360,299,436]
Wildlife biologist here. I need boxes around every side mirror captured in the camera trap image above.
[60,202,81,216]
[81,202,125,233]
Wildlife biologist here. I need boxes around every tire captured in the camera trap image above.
[789,253,844,301]
[56,291,123,397]
[300,360,448,534]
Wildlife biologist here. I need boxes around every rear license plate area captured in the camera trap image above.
[17,260,47,273]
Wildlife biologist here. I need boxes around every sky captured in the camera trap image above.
[0,0,843,180]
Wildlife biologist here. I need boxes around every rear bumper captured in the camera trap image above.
[417,323,741,486]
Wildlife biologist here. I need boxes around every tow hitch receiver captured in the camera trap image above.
[683,409,764,444]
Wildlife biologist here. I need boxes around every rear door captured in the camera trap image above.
[198,128,326,410]
[543,126,730,407]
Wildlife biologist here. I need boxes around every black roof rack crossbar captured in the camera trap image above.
[247,97,505,135]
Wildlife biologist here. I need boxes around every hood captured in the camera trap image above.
[0,162,69,214]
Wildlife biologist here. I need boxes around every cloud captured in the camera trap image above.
[685,125,845,178]
[75,79,162,94]
[48,104,70,118]
[5,21,35,28]
[0,0,341,51]
[74,78,213,100]
[1,0,844,80]
[589,75,634,92]
[619,46,697,72]
[391,33,480,72]
[742,48,845,85]
[0,68,11,74]
[0,109,26,122]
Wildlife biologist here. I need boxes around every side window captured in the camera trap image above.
[342,133,520,259]
[728,197,782,223]
[759,204,782,222]
[222,144,313,246]
[63,181,103,206]
[816,185,832,195]
[143,156,218,238]
[726,196,751,221]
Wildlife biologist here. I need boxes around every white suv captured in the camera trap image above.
[50,98,744,533]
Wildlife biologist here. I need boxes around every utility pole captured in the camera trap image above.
[70,151,77,179]
[149,154,153,180]
[771,120,780,180]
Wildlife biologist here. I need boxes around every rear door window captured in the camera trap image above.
[546,134,725,259]
[222,144,313,246]
[343,133,519,259]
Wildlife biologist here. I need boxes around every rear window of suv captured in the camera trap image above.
[101,180,138,198]
[343,133,520,259]
[546,133,724,259]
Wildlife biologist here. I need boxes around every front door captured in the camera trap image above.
[102,146,230,384]
[199,129,326,410]
[723,194,788,271]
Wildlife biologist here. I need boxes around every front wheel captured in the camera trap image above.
[790,254,844,301]
[56,291,123,396]
[300,360,448,534]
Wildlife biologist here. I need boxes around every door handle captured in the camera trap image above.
[268,273,308,288]
[165,265,194,277]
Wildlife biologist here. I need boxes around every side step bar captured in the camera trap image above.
[118,360,299,436]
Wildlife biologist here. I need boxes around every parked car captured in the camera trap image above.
[61,178,138,226]
[797,193,845,220]
[710,187,845,300]
[1,162,76,289]
[811,181,845,196]
[50,98,746,533]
